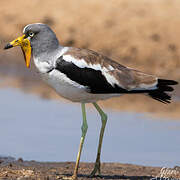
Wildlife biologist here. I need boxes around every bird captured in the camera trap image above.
[4,23,178,180]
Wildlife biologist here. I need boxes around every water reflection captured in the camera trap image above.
[0,88,179,167]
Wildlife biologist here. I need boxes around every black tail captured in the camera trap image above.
[148,79,178,103]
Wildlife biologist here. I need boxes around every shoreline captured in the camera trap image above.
[0,159,165,180]
[0,158,179,179]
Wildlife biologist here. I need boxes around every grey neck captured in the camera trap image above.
[30,31,63,62]
[32,44,64,63]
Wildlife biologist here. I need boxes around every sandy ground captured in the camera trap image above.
[0,158,180,180]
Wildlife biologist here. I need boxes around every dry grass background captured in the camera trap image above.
[0,0,180,118]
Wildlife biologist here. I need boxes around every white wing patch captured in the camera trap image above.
[62,55,121,87]
[62,55,114,71]
[62,55,89,68]
[102,73,120,87]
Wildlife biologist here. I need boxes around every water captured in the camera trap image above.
[0,88,179,167]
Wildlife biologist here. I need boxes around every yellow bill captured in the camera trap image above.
[4,35,31,68]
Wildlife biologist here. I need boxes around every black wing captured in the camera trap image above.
[55,56,127,94]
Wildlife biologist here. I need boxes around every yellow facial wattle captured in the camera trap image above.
[4,35,31,68]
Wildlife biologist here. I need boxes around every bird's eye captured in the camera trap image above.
[29,32,34,37]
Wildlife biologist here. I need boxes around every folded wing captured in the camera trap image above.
[55,47,178,103]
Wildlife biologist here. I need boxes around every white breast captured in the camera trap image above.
[45,69,90,102]
[37,69,120,103]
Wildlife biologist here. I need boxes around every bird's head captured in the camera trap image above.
[4,23,59,68]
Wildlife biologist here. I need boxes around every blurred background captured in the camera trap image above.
[0,0,180,117]
[0,0,179,167]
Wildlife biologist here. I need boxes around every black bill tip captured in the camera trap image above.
[4,43,13,50]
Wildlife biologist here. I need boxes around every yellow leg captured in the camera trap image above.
[63,103,88,180]
[90,102,107,177]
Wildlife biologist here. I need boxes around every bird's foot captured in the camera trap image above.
[61,175,77,180]
[89,161,101,177]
